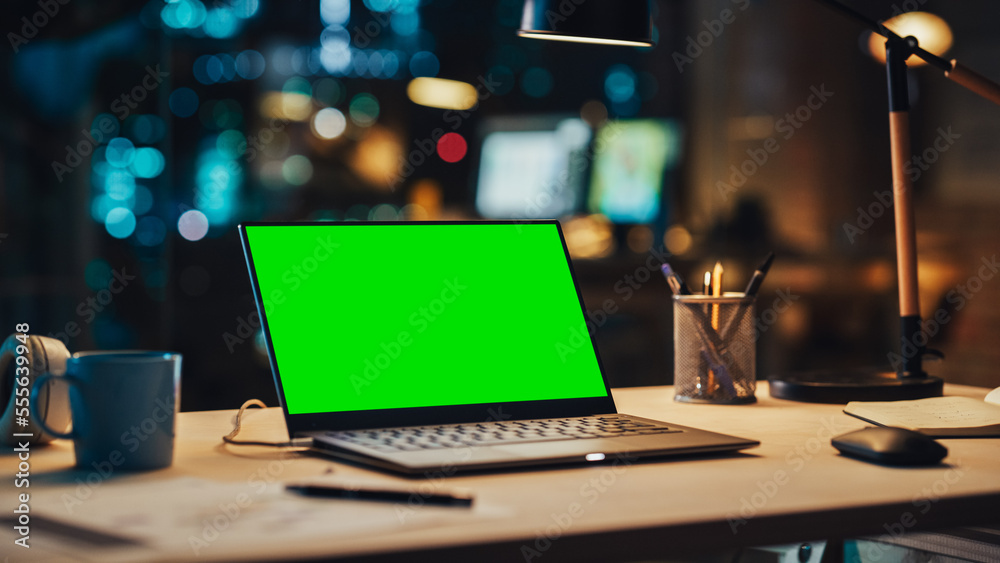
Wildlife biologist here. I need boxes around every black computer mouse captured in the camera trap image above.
[831,427,948,466]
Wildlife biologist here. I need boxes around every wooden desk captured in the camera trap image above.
[4,382,999,562]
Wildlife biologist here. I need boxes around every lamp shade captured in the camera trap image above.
[518,0,653,47]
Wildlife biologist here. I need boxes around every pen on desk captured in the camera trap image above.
[286,484,474,507]
[660,263,692,295]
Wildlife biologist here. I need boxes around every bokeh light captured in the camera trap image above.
[604,64,636,103]
[105,169,136,201]
[353,50,371,77]
[132,185,154,215]
[169,87,200,118]
[312,107,347,139]
[320,0,350,26]
[105,207,136,239]
[369,204,399,221]
[161,0,208,29]
[195,147,242,225]
[208,99,244,129]
[391,12,420,36]
[235,50,265,79]
[346,204,369,220]
[126,114,166,144]
[84,259,112,291]
[106,138,136,168]
[135,216,167,246]
[382,51,401,78]
[91,194,115,222]
[232,0,259,19]
[407,77,478,110]
[867,12,953,66]
[313,77,344,105]
[216,130,246,159]
[348,93,380,127]
[580,99,608,126]
[409,51,440,77]
[664,225,693,256]
[204,7,239,39]
[436,132,467,163]
[217,53,237,81]
[485,65,516,96]
[282,155,314,185]
[521,67,553,98]
[178,209,210,241]
[130,147,165,178]
[194,54,219,84]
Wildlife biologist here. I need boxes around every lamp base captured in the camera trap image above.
[768,369,943,404]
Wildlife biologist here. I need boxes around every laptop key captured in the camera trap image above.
[324,415,681,453]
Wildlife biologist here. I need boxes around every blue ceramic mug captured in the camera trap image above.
[30,351,181,471]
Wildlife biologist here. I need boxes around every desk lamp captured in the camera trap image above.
[518,0,1000,403]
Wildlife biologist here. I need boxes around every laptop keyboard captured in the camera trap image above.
[325,415,681,453]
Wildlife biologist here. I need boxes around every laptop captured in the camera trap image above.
[238,220,757,474]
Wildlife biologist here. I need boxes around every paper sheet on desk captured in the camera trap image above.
[31,477,508,557]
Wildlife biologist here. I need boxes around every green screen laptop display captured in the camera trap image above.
[242,222,609,415]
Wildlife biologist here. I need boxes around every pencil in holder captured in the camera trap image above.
[673,294,756,404]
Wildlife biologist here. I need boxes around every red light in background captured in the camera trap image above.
[436,132,467,163]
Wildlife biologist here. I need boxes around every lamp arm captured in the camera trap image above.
[813,0,1000,108]
[946,61,1000,106]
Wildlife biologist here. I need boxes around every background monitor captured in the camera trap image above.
[587,119,683,224]
[474,115,592,219]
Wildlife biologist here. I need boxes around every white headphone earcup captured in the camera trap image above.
[0,334,72,445]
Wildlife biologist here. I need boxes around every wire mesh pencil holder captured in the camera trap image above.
[673,294,756,404]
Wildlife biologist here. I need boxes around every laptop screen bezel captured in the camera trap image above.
[238,220,618,434]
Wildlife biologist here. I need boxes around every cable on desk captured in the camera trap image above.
[222,399,313,448]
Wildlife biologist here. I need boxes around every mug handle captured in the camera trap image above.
[30,373,75,439]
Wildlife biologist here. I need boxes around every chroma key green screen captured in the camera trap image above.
[243,222,609,414]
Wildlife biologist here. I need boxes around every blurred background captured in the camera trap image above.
[2,0,998,410]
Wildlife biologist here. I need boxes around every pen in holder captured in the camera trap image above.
[673,293,756,404]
